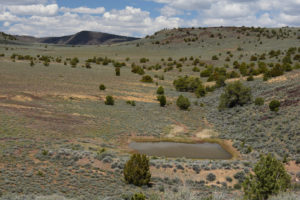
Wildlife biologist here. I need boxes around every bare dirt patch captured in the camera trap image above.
[268,71,300,83]
[11,95,33,102]
[195,129,218,139]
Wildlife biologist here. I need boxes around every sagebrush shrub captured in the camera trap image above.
[206,173,216,182]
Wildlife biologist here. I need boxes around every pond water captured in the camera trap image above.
[129,142,232,159]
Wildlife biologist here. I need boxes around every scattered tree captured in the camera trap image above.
[269,100,280,112]
[219,81,252,110]
[156,86,164,95]
[99,84,106,91]
[176,95,191,110]
[243,154,291,200]
[157,95,166,107]
[124,154,151,186]
[115,67,120,76]
[131,193,146,200]
[105,96,114,105]
[141,75,153,83]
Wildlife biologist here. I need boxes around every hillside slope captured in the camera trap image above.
[15,31,139,45]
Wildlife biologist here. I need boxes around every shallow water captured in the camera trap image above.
[129,142,232,159]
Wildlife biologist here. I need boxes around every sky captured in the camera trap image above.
[0,0,299,37]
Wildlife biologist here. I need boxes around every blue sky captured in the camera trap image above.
[0,0,299,37]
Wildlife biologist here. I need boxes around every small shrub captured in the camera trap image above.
[269,100,280,112]
[173,76,203,92]
[234,171,245,183]
[131,64,145,75]
[157,95,166,107]
[192,66,200,72]
[247,75,254,81]
[156,86,164,95]
[195,85,206,97]
[254,97,264,106]
[124,154,151,186]
[140,57,149,63]
[30,60,34,67]
[85,62,91,69]
[126,100,136,106]
[131,193,146,200]
[99,84,106,91]
[226,176,233,182]
[42,150,49,156]
[234,183,241,190]
[43,61,49,66]
[115,67,120,76]
[206,173,216,182]
[215,75,226,88]
[176,95,190,110]
[105,96,114,105]
[141,75,153,83]
[70,57,79,67]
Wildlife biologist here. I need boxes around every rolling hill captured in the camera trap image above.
[14,30,139,45]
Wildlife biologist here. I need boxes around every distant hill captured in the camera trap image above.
[14,31,139,45]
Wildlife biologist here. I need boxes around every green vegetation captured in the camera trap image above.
[124,154,151,186]
[140,75,153,83]
[105,95,115,105]
[219,81,252,109]
[176,95,190,110]
[131,193,146,200]
[206,173,216,182]
[0,27,299,199]
[254,97,264,106]
[115,67,121,76]
[195,85,206,97]
[269,100,280,112]
[156,86,164,95]
[126,100,136,106]
[157,95,166,107]
[243,154,291,200]
[131,64,145,75]
[70,57,79,67]
[99,84,106,91]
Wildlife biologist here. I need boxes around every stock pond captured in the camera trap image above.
[129,142,232,159]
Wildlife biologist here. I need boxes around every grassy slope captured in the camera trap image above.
[0,27,299,199]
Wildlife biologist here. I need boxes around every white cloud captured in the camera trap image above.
[0,0,51,5]
[60,6,105,14]
[149,0,300,28]
[151,0,214,10]
[4,6,181,37]
[205,1,253,19]
[1,0,300,37]
[4,4,58,16]
[0,12,21,22]
[3,21,10,27]
[160,6,183,17]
